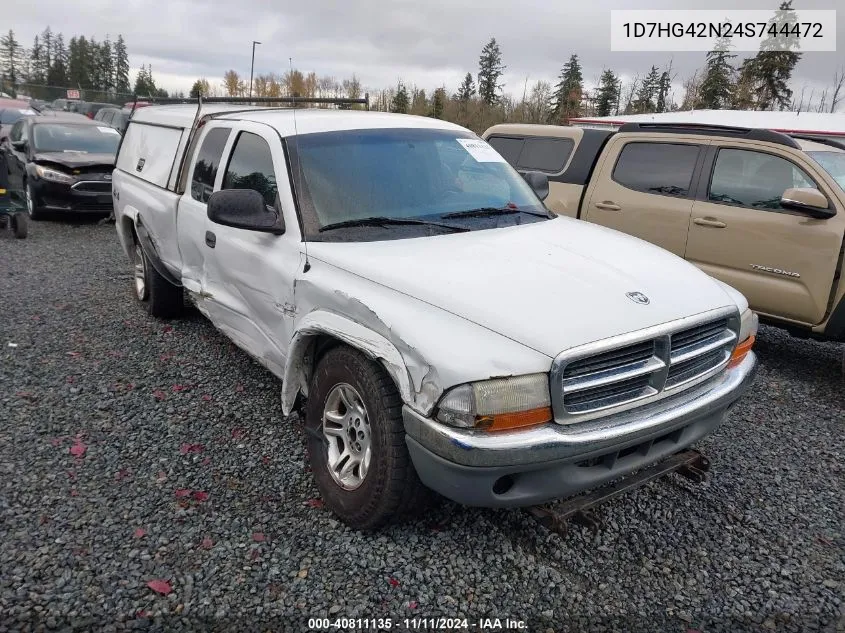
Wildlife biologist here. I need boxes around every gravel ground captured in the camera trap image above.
[1,219,843,633]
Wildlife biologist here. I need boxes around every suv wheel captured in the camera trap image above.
[133,238,182,318]
[305,345,429,530]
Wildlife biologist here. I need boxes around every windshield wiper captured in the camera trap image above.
[319,216,468,233]
[441,206,550,219]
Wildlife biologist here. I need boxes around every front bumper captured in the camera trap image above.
[403,352,757,507]
[31,179,113,213]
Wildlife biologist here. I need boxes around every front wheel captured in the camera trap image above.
[11,213,28,238]
[25,182,43,221]
[305,346,429,530]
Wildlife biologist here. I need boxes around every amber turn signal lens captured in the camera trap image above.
[477,406,553,432]
[728,335,755,368]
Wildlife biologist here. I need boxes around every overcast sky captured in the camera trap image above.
[8,0,844,108]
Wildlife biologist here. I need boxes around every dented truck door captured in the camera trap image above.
[200,123,303,377]
[177,123,233,296]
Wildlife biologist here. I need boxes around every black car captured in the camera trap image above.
[92,107,131,134]
[1,114,120,219]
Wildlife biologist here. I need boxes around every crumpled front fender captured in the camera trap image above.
[281,310,414,415]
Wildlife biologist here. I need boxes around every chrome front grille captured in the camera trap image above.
[551,309,738,424]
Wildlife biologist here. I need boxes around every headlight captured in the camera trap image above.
[35,165,74,184]
[436,373,552,432]
[729,308,758,367]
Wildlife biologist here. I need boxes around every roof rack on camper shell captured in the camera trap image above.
[129,94,370,110]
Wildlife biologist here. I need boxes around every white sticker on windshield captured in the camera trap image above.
[456,138,507,163]
[97,126,120,135]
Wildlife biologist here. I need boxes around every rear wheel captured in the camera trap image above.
[305,346,429,530]
[25,182,43,221]
[11,213,28,239]
[133,243,149,301]
[133,238,182,318]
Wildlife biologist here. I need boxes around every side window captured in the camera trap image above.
[709,148,816,211]
[190,127,231,203]
[487,136,524,167]
[10,121,24,142]
[613,142,701,197]
[221,132,278,209]
[102,111,114,125]
[516,137,574,174]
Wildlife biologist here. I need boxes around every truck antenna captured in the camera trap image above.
[289,57,310,273]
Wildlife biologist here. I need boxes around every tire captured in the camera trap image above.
[134,240,182,318]
[11,213,28,239]
[25,182,44,221]
[305,345,429,530]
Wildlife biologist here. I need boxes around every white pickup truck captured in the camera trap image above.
[112,101,757,529]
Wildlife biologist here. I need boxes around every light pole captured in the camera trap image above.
[249,41,261,98]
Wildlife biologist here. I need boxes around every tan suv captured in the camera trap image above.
[482,122,845,342]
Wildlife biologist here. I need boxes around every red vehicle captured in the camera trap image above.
[124,101,152,111]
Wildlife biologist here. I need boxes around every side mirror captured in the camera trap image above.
[11,140,26,151]
[522,171,549,201]
[207,189,285,234]
[781,187,835,219]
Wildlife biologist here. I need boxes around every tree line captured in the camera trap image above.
[4,0,842,124]
[0,27,137,100]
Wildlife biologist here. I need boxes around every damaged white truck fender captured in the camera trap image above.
[112,103,757,530]
[281,311,415,416]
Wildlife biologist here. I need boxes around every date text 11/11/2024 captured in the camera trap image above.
[307,617,528,630]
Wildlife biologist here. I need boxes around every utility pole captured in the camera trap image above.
[249,41,261,98]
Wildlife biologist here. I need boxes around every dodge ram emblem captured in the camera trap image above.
[626,291,650,305]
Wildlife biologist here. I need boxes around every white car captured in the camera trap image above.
[112,103,757,529]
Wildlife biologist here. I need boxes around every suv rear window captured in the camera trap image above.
[191,127,231,203]
[613,142,700,197]
[487,135,573,174]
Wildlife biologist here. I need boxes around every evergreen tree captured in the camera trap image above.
[456,72,475,101]
[113,35,130,94]
[41,27,53,71]
[431,87,446,118]
[550,54,583,123]
[0,30,22,89]
[698,35,736,109]
[655,70,672,112]
[737,1,801,110]
[98,37,113,92]
[390,81,409,113]
[134,64,157,96]
[477,38,505,106]
[633,65,660,113]
[29,35,47,85]
[49,33,68,87]
[595,69,620,117]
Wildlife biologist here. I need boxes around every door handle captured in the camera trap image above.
[693,217,727,228]
[594,201,622,211]
[205,231,216,248]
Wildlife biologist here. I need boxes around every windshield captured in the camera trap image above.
[0,108,35,124]
[32,123,121,154]
[809,151,845,191]
[292,128,548,240]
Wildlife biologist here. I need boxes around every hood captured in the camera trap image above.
[306,217,738,357]
[33,152,115,169]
